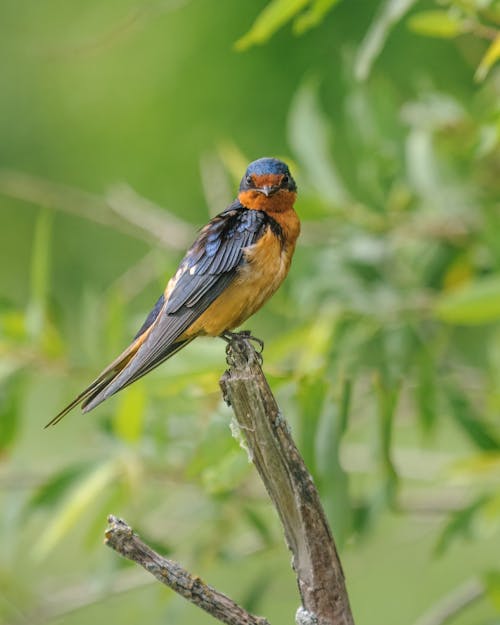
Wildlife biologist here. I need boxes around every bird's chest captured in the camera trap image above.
[188,227,294,337]
[238,228,291,304]
[187,208,300,337]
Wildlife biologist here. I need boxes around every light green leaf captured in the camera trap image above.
[476,34,500,82]
[26,208,53,341]
[288,80,349,205]
[355,0,417,81]
[26,464,89,512]
[293,0,341,34]
[407,10,464,38]
[435,276,500,325]
[202,450,250,495]
[113,383,146,443]
[33,461,118,560]
[314,390,351,545]
[235,0,310,51]
[484,570,500,611]
[297,375,328,475]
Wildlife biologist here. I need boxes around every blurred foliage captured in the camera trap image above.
[1,1,500,624]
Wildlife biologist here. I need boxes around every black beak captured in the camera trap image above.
[257,185,280,197]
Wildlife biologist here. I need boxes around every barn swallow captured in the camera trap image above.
[46,157,300,426]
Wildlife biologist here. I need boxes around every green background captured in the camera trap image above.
[2,1,500,624]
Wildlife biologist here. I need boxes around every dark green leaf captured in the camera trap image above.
[297,374,328,475]
[26,464,89,512]
[0,377,22,452]
[415,351,438,433]
[446,385,500,451]
[436,495,490,555]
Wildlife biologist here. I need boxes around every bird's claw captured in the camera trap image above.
[220,330,264,365]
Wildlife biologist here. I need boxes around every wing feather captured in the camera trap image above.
[47,204,270,423]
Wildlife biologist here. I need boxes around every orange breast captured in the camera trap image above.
[184,211,300,337]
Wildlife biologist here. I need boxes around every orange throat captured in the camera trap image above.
[238,189,297,214]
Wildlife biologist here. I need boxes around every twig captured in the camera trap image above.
[412,578,484,625]
[219,337,354,625]
[105,515,270,625]
[105,182,193,250]
[18,570,153,625]
[0,169,194,250]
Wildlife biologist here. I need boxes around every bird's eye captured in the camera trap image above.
[246,175,253,186]
[282,174,289,186]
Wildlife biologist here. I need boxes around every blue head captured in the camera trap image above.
[239,157,297,196]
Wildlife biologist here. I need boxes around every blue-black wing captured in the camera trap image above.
[74,204,270,413]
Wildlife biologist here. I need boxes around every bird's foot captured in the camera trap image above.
[220,330,264,365]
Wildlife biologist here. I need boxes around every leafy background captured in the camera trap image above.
[1,1,500,624]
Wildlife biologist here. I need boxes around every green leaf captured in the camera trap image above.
[314,387,352,545]
[243,506,274,547]
[240,570,274,614]
[446,385,500,451]
[113,383,146,443]
[33,460,119,560]
[338,377,352,435]
[435,277,500,325]
[436,495,490,554]
[407,10,464,38]
[476,34,500,82]
[484,569,500,611]
[235,0,310,51]
[297,375,328,475]
[288,80,349,205]
[373,375,400,505]
[355,0,418,80]
[26,464,89,512]
[202,450,250,495]
[415,351,437,433]
[0,377,22,452]
[293,0,341,34]
[186,417,237,478]
[26,208,52,341]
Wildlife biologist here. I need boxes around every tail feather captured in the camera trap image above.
[45,338,193,427]
[45,339,142,428]
[80,338,192,413]
[44,372,116,427]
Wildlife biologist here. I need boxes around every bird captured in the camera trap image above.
[46,157,300,427]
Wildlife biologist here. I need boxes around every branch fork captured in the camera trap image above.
[105,335,354,625]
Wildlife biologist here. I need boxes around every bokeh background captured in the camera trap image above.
[2,1,500,624]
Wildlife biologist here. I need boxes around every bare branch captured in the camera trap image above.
[219,337,354,625]
[105,515,270,625]
[105,182,194,250]
[0,169,194,250]
[412,579,484,625]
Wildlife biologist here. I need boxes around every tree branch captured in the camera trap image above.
[105,515,270,625]
[0,169,194,250]
[412,579,484,625]
[105,335,354,625]
[219,337,354,625]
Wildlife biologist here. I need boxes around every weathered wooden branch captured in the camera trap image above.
[219,336,354,625]
[105,515,270,625]
[105,334,354,625]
